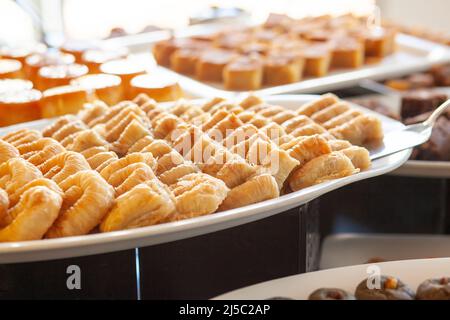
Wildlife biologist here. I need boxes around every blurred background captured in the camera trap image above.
[1,0,449,45]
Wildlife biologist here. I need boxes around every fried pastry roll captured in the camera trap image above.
[289,152,358,191]
[100,179,176,232]
[0,158,42,197]
[170,173,229,218]
[296,93,339,117]
[0,140,19,164]
[99,152,157,182]
[2,129,42,147]
[17,138,65,166]
[328,115,384,146]
[218,174,279,211]
[39,151,91,185]
[46,170,115,238]
[0,186,62,242]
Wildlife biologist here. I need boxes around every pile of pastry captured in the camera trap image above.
[0,93,382,241]
[153,13,397,90]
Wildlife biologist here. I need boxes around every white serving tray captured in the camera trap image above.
[320,233,450,270]
[153,33,450,98]
[214,258,450,300]
[0,95,410,263]
[349,89,450,178]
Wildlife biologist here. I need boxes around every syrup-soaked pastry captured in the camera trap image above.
[280,134,332,166]
[289,152,357,191]
[46,170,115,238]
[300,44,332,77]
[218,174,279,211]
[109,120,151,156]
[66,129,108,153]
[1,129,42,147]
[0,158,42,197]
[263,53,304,86]
[297,93,339,117]
[362,27,397,58]
[0,188,9,227]
[42,115,78,137]
[17,138,65,166]
[159,162,199,185]
[170,173,229,219]
[39,151,91,185]
[86,150,118,172]
[127,135,155,154]
[49,119,87,143]
[170,48,202,75]
[309,288,356,300]
[7,177,62,209]
[340,146,371,170]
[0,89,42,126]
[0,185,63,241]
[100,179,176,232]
[328,115,384,146]
[196,49,237,82]
[223,56,263,91]
[152,38,207,67]
[0,140,19,164]
[330,37,364,69]
[355,275,415,300]
[416,277,450,300]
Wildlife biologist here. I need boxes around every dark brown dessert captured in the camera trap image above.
[431,64,450,86]
[409,117,450,161]
[309,288,356,300]
[416,277,450,300]
[400,90,447,119]
[355,275,415,300]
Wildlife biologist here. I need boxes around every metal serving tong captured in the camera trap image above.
[370,99,450,160]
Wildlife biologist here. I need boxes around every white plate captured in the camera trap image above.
[349,89,450,178]
[0,95,410,263]
[214,258,450,300]
[153,34,450,98]
[320,233,450,270]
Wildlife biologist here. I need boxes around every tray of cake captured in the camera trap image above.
[148,13,450,97]
[0,92,410,263]
[351,66,450,178]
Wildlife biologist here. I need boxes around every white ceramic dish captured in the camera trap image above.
[0,95,410,263]
[214,258,450,300]
[320,233,450,270]
[154,34,450,98]
[349,89,450,178]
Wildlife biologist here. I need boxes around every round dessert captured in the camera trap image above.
[355,275,415,300]
[0,59,23,79]
[130,73,182,102]
[309,288,356,300]
[0,79,33,93]
[100,58,146,99]
[82,47,129,73]
[416,277,450,300]
[0,89,42,126]
[36,63,89,90]
[40,85,90,118]
[71,73,123,105]
[24,51,75,84]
